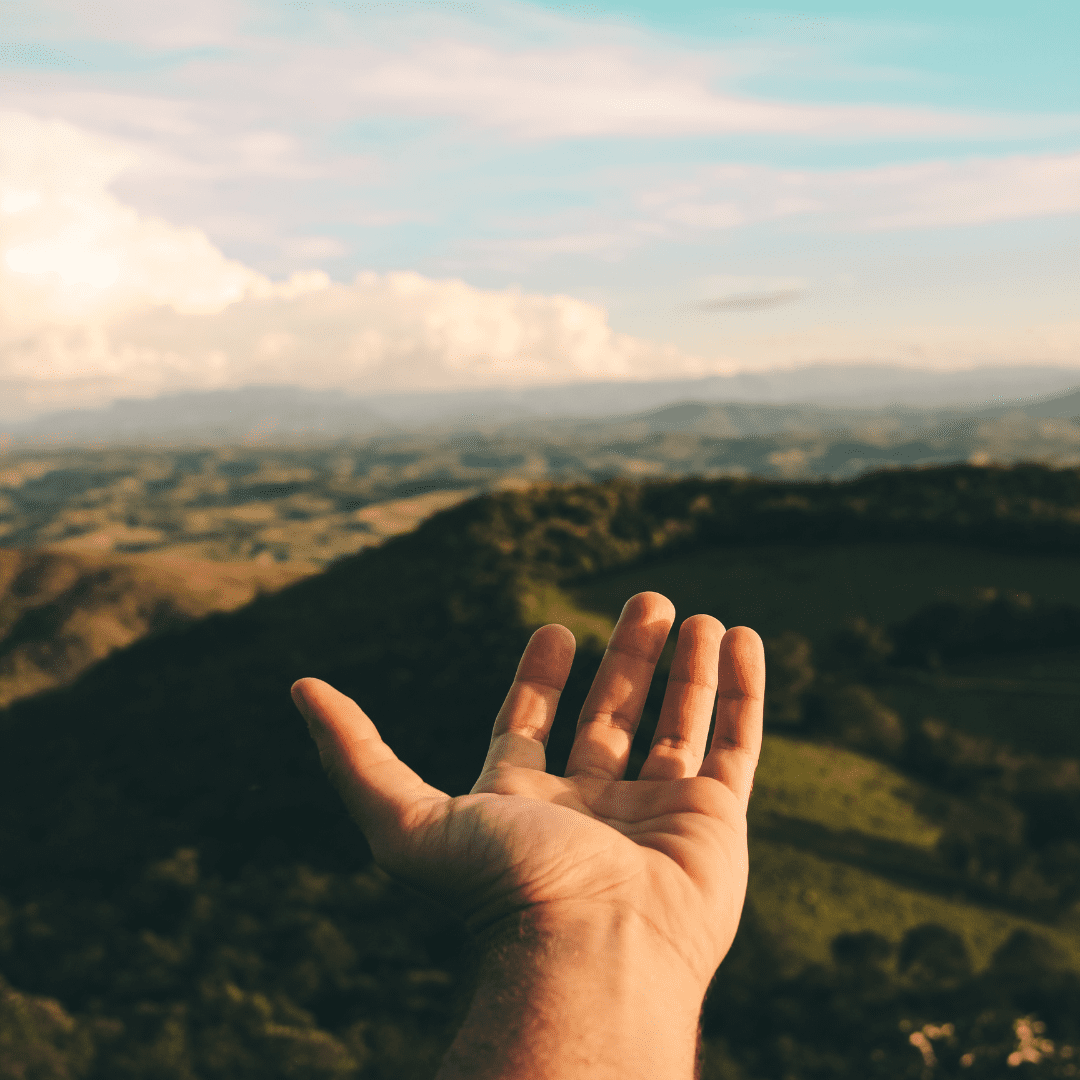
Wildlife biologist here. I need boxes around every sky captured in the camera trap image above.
[1,0,1078,416]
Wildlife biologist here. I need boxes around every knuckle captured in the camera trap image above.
[607,640,660,664]
[580,708,638,733]
[651,733,695,753]
[666,673,718,692]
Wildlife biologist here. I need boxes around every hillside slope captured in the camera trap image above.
[0,548,307,708]
[1,463,1079,1078]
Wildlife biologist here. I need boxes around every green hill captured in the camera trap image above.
[1,464,1079,1078]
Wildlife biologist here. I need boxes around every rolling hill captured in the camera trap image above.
[5,364,1079,446]
[0,548,308,709]
[1,391,1079,569]
[1,464,1079,1078]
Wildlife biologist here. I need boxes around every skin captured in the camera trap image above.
[291,591,765,1079]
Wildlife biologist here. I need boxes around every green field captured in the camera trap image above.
[549,543,1080,975]
[747,840,1080,972]
[570,541,1080,643]
[751,736,941,850]
[568,541,1080,755]
[747,735,1080,973]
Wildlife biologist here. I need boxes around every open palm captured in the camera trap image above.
[292,592,765,993]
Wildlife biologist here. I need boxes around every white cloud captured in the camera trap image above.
[636,152,1080,235]
[0,271,714,417]
[3,110,1076,424]
[339,37,1076,142]
[839,154,1080,230]
[6,0,1080,289]
[22,0,248,48]
[455,150,1080,269]
[0,110,712,417]
[0,111,287,320]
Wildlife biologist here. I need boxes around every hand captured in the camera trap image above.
[291,591,765,999]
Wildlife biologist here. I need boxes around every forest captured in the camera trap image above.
[1,462,1079,1078]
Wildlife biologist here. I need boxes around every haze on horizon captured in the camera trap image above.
[1,0,1079,419]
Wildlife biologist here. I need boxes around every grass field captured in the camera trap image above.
[751,736,941,850]
[568,540,1080,755]
[748,735,1080,973]
[570,541,1080,643]
[747,839,1080,973]
[529,552,1080,975]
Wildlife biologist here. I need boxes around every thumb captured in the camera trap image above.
[291,677,444,840]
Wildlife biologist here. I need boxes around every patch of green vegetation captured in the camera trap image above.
[2,465,1080,1077]
[750,736,941,851]
[518,582,614,649]
[570,542,1080,645]
[879,672,1080,758]
[748,838,1080,973]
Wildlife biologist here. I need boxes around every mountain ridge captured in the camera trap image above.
[5,363,1078,447]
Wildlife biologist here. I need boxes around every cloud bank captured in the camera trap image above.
[640,153,1080,235]
[0,111,709,418]
[3,108,1078,423]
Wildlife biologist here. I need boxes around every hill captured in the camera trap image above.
[1,395,1079,567]
[989,385,1080,419]
[0,548,306,708]
[1,464,1079,1077]
[0,449,479,565]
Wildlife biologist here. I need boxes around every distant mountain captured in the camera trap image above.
[1016,386,1080,419]
[4,363,1078,447]
[513,398,942,441]
[362,363,1080,421]
[6,385,393,447]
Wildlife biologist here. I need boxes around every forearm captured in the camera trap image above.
[437,905,705,1080]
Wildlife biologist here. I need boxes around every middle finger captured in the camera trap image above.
[637,614,724,781]
[565,592,675,780]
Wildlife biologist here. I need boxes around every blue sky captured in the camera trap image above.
[585,1,1078,111]
[0,0,1078,410]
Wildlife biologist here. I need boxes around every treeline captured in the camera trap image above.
[1,464,1079,1078]
[889,591,1080,666]
[465,463,1080,576]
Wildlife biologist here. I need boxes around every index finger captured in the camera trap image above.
[473,623,576,786]
[699,626,765,809]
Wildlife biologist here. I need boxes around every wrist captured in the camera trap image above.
[438,903,706,1080]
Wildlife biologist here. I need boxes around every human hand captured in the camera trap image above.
[291,591,764,999]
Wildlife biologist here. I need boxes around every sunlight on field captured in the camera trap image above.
[519,582,616,649]
[752,736,941,850]
[749,840,1080,973]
